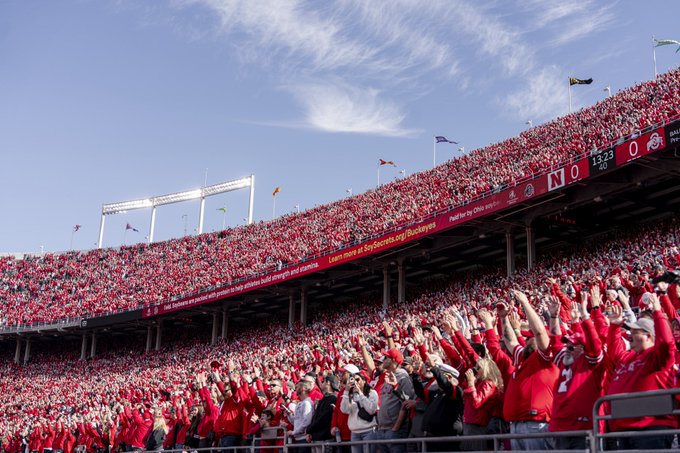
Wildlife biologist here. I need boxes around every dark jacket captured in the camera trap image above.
[421,367,463,437]
[305,393,337,441]
[144,429,166,452]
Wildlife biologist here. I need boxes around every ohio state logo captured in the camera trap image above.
[647,132,664,151]
[524,183,535,198]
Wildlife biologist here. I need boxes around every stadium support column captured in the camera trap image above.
[97,213,106,249]
[23,337,31,365]
[300,287,308,327]
[506,231,515,277]
[90,332,97,358]
[149,206,157,244]
[221,307,229,339]
[156,321,162,351]
[383,266,391,310]
[212,312,219,345]
[146,326,153,352]
[198,197,206,234]
[397,259,406,304]
[288,294,295,329]
[80,333,88,360]
[526,225,536,271]
[14,339,22,364]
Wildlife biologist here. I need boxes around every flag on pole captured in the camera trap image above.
[73,224,82,232]
[569,77,593,86]
[379,159,396,166]
[272,187,281,196]
[217,207,227,213]
[125,223,139,232]
[654,38,680,51]
[435,136,458,144]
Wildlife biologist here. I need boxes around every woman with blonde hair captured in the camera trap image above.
[145,407,170,452]
[461,358,505,451]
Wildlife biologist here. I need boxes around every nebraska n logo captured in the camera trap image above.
[548,168,565,191]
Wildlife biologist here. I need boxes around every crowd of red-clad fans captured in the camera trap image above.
[1,219,679,452]
[1,70,680,327]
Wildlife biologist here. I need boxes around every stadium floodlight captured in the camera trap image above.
[98,175,255,248]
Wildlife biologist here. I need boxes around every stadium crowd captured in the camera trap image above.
[1,219,679,452]
[1,70,680,327]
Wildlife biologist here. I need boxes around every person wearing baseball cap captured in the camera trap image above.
[374,348,414,453]
[604,293,676,450]
[547,292,607,451]
[421,362,464,452]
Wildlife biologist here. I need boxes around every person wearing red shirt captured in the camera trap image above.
[124,405,152,452]
[496,290,559,451]
[548,291,607,450]
[331,366,355,453]
[212,370,245,451]
[605,293,677,450]
[195,373,217,449]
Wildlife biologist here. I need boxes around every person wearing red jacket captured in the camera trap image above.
[212,370,245,451]
[548,291,607,450]
[462,357,504,451]
[124,405,153,452]
[42,423,55,453]
[195,373,217,449]
[605,293,677,450]
[331,366,355,451]
[494,290,559,451]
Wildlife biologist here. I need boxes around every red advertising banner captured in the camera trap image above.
[615,127,666,165]
[142,130,669,318]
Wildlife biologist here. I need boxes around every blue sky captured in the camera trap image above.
[1,0,678,253]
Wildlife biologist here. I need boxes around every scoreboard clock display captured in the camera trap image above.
[588,147,616,176]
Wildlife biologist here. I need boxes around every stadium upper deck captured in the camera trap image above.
[1,69,680,327]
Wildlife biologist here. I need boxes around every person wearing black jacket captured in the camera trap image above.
[145,408,168,452]
[305,375,339,451]
[420,364,463,452]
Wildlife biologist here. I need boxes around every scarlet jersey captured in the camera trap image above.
[606,311,677,431]
[502,346,559,422]
[550,318,607,432]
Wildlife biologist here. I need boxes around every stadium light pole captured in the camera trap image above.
[652,35,657,78]
[148,207,157,243]
[218,207,227,230]
[97,175,255,248]
[182,214,188,236]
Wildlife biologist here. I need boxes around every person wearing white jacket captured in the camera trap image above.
[340,372,379,453]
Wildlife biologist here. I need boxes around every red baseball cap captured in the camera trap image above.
[383,348,404,365]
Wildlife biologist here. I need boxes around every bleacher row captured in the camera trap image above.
[1,69,680,328]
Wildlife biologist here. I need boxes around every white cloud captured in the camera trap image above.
[171,0,459,136]
[286,83,418,137]
[503,66,568,120]
[168,0,617,130]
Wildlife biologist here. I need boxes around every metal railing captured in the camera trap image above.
[592,388,680,452]
[143,429,594,453]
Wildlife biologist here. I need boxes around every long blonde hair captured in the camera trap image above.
[153,414,169,434]
[476,358,504,392]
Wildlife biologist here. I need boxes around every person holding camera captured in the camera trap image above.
[340,371,378,453]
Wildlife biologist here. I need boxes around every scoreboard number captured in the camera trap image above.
[589,148,616,176]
